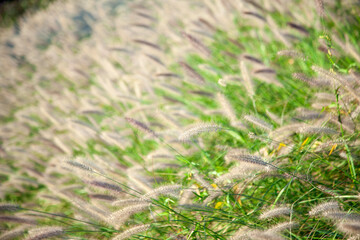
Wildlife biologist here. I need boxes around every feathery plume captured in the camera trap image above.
[24,227,64,240]
[243,115,273,131]
[133,39,161,51]
[267,222,299,233]
[225,155,272,169]
[179,188,196,205]
[259,206,293,220]
[178,123,222,142]
[88,194,117,201]
[298,126,338,135]
[142,184,182,200]
[324,211,360,222]
[287,22,309,35]
[337,221,360,235]
[315,0,324,17]
[179,61,205,84]
[192,171,212,189]
[308,201,340,216]
[243,11,266,22]
[89,180,123,193]
[214,172,248,185]
[182,32,212,57]
[277,50,306,60]
[247,230,285,240]
[66,160,94,172]
[107,203,150,228]
[0,226,28,240]
[112,198,149,207]
[292,73,328,87]
[125,117,158,138]
[217,92,237,122]
[0,203,20,212]
[240,61,255,98]
[204,190,224,205]
[0,215,36,225]
[111,224,151,240]
[312,66,360,102]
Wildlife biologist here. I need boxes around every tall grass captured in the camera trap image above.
[0,0,359,239]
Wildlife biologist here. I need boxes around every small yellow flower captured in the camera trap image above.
[215,202,224,209]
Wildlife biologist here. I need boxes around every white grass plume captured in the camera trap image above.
[88,180,123,193]
[0,215,37,225]
[182,32,212,57]
[277,50,306,60]
[112,198,149,207]
[125,117,158,138]
[308,201,340,216]
[240,61,255,98]
[111,224,151,240]
[224,154,273,172]
[141,184,182,200]
[243,115,273,131]
[0,226,28,240]
[214,172,249,185]
[179,61,205,84]
[24,227,64,240]
[259,206,293,220]
[266,221,299,233]
[298,126,338,135]
[107,203,150,229]
[216,92,237,122]
[178,123,222,142]
[0,203,20,212]
[192,170,212,189]
[324,211,360,222]
[337,221,360,235]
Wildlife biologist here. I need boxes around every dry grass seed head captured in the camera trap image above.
[24,226,64,240]
[337,221,360,235]
[0,203,20,212]
[178,123,222,142]
[239,61,255,98]
[125,117,158,138]
[179,61,205,84]
[142,184,182,200]
[259,206,293,220]
[308,201,341,216]
[111,224,151,240]
[0,215,37,225]
[266,221,299,233]
[243,115,273,131]
[182,31,212,57]
[107,203,150,229]
[0,226,28,240]
[324,211,360,222]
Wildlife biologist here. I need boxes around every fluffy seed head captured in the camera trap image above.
[182,32,211,57]
[142,184,182,200]
[125,117,158,138]
[178,123,222,142]
[337,221,360,235]
[111,224,151,240]
[243,115,273,131]
[259,206,293,220]
[89,180,123,193]
[308,201,340,216]
[179,61,205,84]
[0,203,20,212]
[25,227,64,240]
[267,221,299,233]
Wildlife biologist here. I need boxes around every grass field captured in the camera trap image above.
[0,0,360,239]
